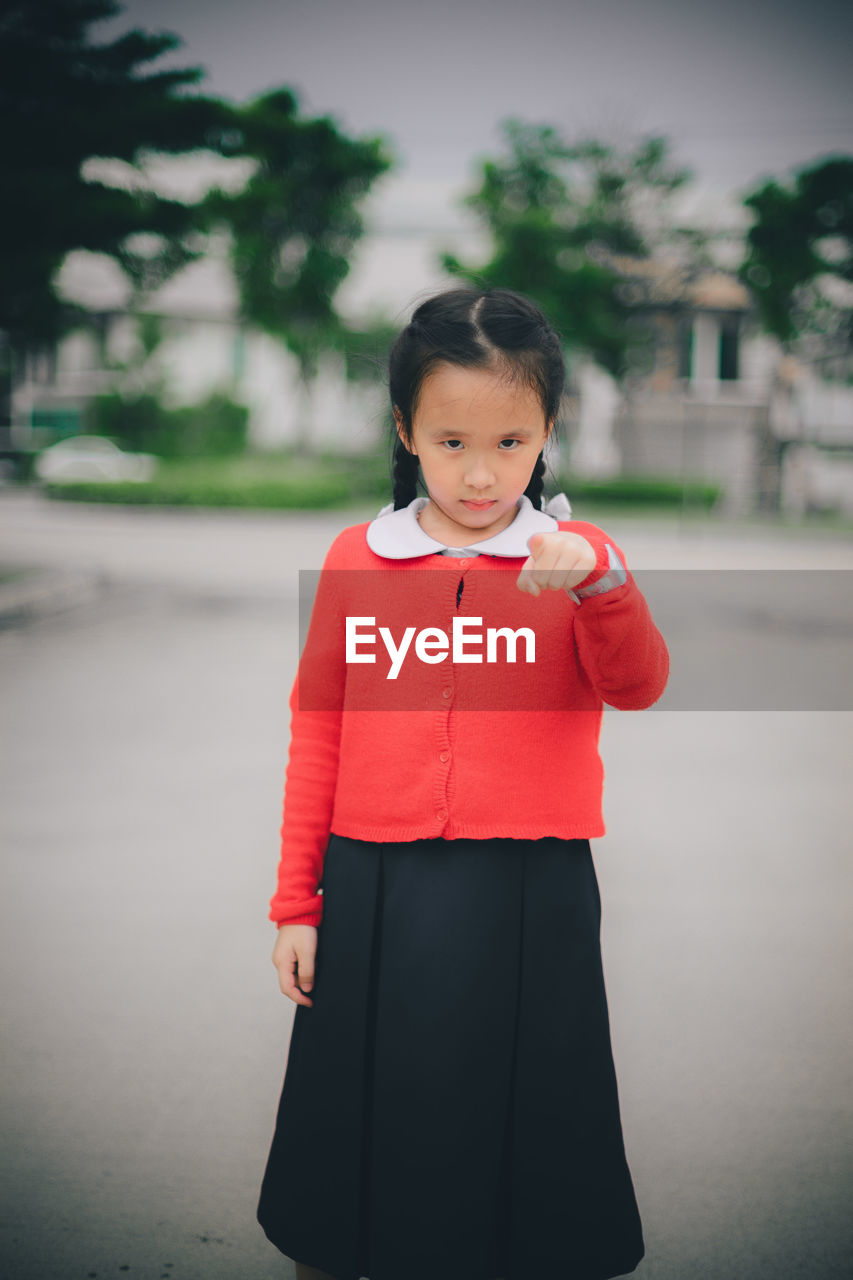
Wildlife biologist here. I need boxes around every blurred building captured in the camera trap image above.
[563,258,853,515]
[596,262,775,514]
[8,242,853,515]
[8,235,386,461]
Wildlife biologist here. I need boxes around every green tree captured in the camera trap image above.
[1,0,393,456]
[739,155,853,514]
[0,0,231,347]
[0,0,233,440]
[201,89,393,389]
[442,121,700,377]
[740,155,853,360]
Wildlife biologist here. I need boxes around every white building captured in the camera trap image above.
[11,232,389,456]
[10,237,853,515]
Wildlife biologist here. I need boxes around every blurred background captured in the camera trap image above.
[2,0,853,515]
[1,2,851,1278]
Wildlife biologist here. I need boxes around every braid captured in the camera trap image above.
[392,437,420,510]
[523,451,546,510]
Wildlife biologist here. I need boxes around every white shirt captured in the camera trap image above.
[365,492,627,602]
[365,493,573,560]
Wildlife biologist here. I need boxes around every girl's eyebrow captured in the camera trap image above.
[426,426,536,438]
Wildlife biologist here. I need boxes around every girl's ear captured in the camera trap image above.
[544,416,556,442]
[393,407,416,455]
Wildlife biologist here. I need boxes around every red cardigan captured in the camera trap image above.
[269,519,669,927]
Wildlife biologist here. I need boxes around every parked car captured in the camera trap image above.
[34,436,158,483]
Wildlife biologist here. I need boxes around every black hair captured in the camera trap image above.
[388,287,565,510]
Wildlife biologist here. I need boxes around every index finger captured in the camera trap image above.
[516,555,540,596]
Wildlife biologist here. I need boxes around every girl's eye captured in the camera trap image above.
[441,439,521,451]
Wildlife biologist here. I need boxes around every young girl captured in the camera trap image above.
[258,288,669,1280]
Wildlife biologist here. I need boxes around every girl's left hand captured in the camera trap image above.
[516,531,597,597]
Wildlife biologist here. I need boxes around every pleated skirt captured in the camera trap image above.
[257,834,644,1280]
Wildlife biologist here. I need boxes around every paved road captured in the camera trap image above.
[1,491,851,1279]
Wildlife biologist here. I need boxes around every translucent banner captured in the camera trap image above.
[296,569,853,712]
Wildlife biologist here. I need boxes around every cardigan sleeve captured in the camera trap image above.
[563,520,669,711]
[268,542,347,928]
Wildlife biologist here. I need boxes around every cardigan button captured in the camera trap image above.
[439,750,450,763]
[436,809,448,823]
[441,688,452,699]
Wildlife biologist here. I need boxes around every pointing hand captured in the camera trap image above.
[516,531,596,597]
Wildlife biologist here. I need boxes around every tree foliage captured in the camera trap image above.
[0,0,232,347]
[200,90,393,382]
[740,155,853,355]
[442,121,699,376]
[0,0,393,392]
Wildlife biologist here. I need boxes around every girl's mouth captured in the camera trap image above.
[461,499,497,510]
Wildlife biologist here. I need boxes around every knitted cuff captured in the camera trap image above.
[273,911,323,928]
[566,543,628,604]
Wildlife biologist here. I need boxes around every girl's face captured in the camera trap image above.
[396,362,552,546]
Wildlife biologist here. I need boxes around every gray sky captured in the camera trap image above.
[97,0,853,311]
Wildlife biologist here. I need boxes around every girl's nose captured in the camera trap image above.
[464,456,496,489]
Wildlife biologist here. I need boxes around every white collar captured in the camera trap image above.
[366,493,573,560]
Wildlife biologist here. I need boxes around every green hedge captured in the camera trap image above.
[42,450,722,512]
[44,468,350,509]
[555,474,722,508]
[86,392,249,458]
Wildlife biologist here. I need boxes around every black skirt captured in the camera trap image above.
[257,834,644,1280]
